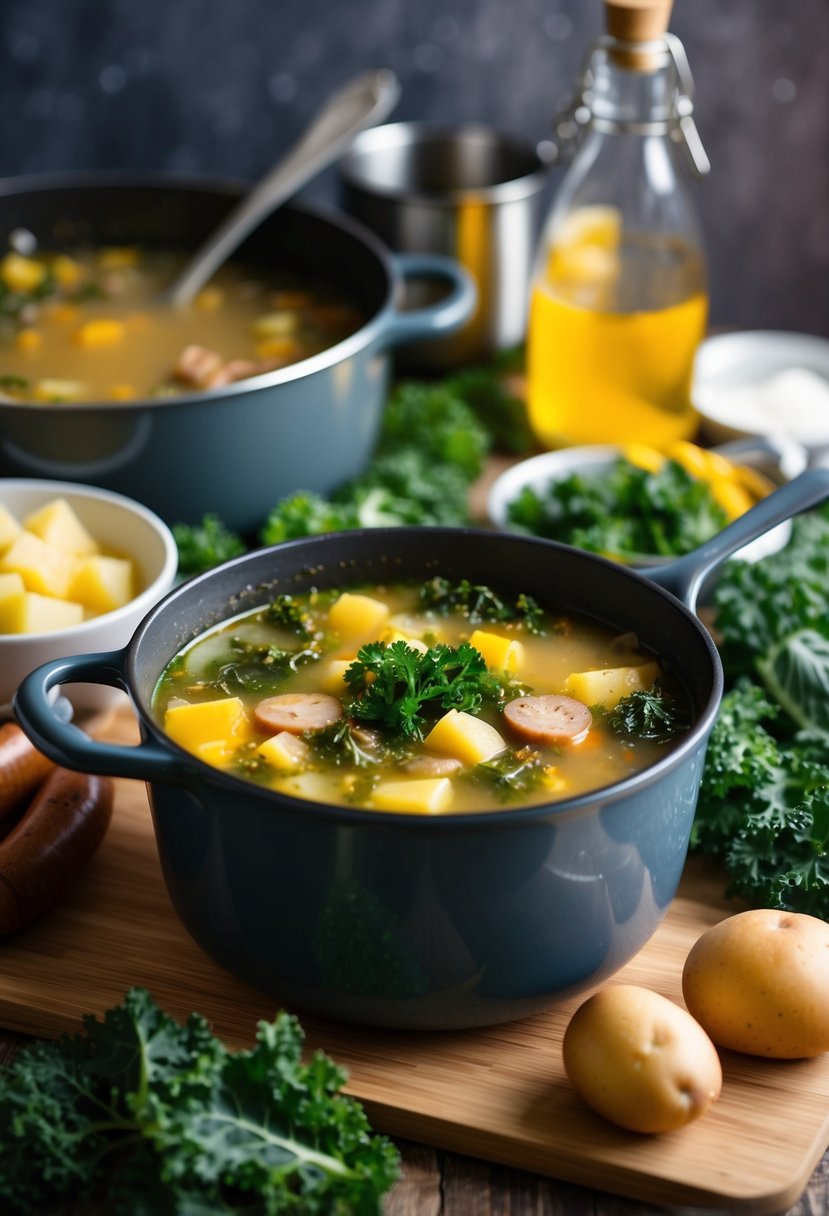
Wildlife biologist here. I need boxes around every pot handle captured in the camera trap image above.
[377,253,477,349]
[14,650,180,783]
[646,467,829,610]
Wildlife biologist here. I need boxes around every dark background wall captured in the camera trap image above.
[0,0,826,336]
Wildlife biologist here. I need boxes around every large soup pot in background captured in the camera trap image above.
[15,470,829,1030]
[0,173,475,533]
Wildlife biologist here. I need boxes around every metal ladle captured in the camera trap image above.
[163,69,400,307]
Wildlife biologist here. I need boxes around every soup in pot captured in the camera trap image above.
[152,576,692,814]
[0,245,363,404]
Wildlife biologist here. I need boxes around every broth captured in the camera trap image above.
[152,578,691,814]
[0,245,363,404]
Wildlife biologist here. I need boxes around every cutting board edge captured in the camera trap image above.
[362,1099,827,1215]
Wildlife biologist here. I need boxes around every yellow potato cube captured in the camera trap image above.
[73,319,126,348]
[424,709,506,766]
[67,554,134,615]
[0,531,77,598]
[381,628,428,653]
[327,592,390,639]
[564,662,662,710]
[0,589,84,634]
[33,378,85,403]
[319,658,355,694]
[252,311,299,339]
[194,286,224,311]
[164,697,247,752]
[255,336,300,361]
[371,777,453,815]
[468,629,524,674]
[14,328,42,352]
[98,246,139,269]
[0,572,26,632]
[109,384,137,401]
[51,254,84,287]
[194,740,236,768]
[257,731,310,771]
[24,498,100,557]
[0,252,47,292]
[0,506,23,555]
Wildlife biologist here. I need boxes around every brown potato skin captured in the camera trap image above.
[682,909,829,1059]
[562,984,722,1134]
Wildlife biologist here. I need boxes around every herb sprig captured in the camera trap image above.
[345,639,499,739]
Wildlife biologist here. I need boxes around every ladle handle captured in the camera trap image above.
[647,467,829,610]
[166,69,400,307]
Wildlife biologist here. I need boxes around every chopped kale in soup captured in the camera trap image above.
[152,579,691,814]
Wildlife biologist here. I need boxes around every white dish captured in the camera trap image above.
[0,479,178,717]
[693,330,829,463]
[486,437,807,569]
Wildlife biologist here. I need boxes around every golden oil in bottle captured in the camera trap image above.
[527,209,708,449]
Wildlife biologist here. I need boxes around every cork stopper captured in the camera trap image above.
[604,0,673,69]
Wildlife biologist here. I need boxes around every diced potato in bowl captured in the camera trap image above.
[0,480,177,714]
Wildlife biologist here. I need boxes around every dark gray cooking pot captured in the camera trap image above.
[15,469,829,1030]
[0,173,475,533]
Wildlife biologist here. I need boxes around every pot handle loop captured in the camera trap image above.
[378,253,477,349]
[646,467,829,610]
[14,650,180,783]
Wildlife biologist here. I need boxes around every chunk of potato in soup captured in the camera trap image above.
[0,246,363,403]
[152,579,691,814]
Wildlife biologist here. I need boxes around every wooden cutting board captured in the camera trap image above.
[1,703,827,1215]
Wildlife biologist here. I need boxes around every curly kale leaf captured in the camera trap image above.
[265,593,316,639]
[418,576,544,634]
[0,988,399,1215]
[344,640,499,738]
[506,458,728,559]
[694,682,829,917]
[377,379,490,482]
[173,513,246,576]
[339,449,473,527]
[471,748,549,801]
[606,688,691,742]
[713,502,829,681]
[260,492,358,545]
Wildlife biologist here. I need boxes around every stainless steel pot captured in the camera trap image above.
[0,173,475,532]
[15,468,829,1031]
[340,123,549,367]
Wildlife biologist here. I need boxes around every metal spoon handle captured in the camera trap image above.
[165,69,400,307]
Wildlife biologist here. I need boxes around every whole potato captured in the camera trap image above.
[562,984,722,1133]
[682,908,829,1059]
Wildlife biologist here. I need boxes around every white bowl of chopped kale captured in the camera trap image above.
[487,438,807,569]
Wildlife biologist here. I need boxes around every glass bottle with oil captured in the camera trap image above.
[527,0,710,450]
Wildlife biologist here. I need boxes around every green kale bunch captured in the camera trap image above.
[0,988,399,1214]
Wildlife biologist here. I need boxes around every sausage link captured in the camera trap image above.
[0,722,55,825]
[0,768,114,936]
[503,694,592,745]
[254,693,343,735]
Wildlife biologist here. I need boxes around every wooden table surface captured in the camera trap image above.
[0,1026,827,1215]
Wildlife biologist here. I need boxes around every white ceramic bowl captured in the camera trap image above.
[0,479,178,717]
[487,438,808,569]
[693,330,829,465]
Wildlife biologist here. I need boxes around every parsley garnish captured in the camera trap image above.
[344,639,499,738]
